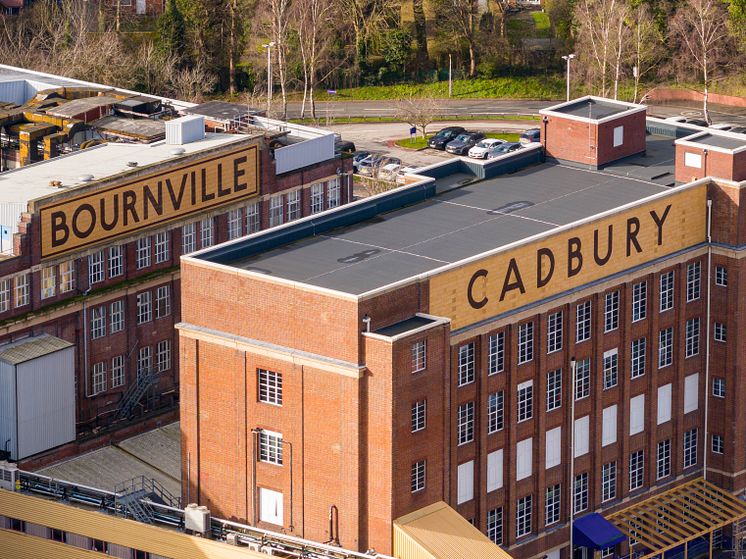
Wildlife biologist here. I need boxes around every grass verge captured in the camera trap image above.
[289,114,541,125]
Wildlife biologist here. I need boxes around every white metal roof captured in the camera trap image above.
[0,334,73,365]
[0,133,249,206]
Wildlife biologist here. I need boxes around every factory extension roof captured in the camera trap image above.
[541,95,646,123]
[678,131,746,153]
[0,334,73,366]
[197,133,677,297]
[0,133,251,207]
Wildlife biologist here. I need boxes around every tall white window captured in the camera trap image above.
[14,274,29,307]
[457,461,474,504]
[518,380,533,422]
[487,449,503,492]
[111,355,125,388]
[603,349,618,390]
[246,202,260,234]
[109,245,123,278]
[487,508,503,545]
[632,281,647,322]
[137,346,151,380]
[259,430,283,465]
[269,195,284,227]
[488,332,504,375]
[310,183,325,214]
[576,300,591,342]
[155,285,171,318]
[412,399,426,432]
[412,340,427,372]
[546,369,562,411]
[629,450,644,490]
[684,428,698,468]
[657,383,672,424]
[575,358,590,400]
[630,394,645,435]
[602,462,617,502]
[60,261,76,292]
[516,495,532,538]
[613,125,624,147]
[604,291,619,332]
[574,416,590,457]
[155,231,170,264]
[228,208,242,240]
[715,266,728,287]
[658,327,673,368]
[684,373,699,413]
[92,361,106,395]
[137,291,152,324]
[411,460,426,492]
[258,369,283,405]
[182,222,197,254]
[200,218,214,247]
[602,405,617,446]
[110,300,124,333]
[545,427,561,469]
[328,178,341,208]
[91,306,106,339]
[631,338,646,378]
[713,377,726,398]
[657,439,671,479]
[547,311,562,353]
[712,434,725,454]
[685,317,700,358]
[457,402,474,445]
[516,438,532,480]
[287,190,301,221]
[0,279,10,312]
[156,339,171,372]
[574,472,588,513]
[687,261,701,302]
[457,343,475,386]
[545,484,561,526]
[714,322,726,342]
[518,321,534,364]
[41,266,56,299]
[487,391,504,433]
[88,251,105,284]
[136,237,151,269]
[660,271,674,311]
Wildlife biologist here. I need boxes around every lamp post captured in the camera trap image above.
[561,54,576,102]
[448,54,453,98]
[263,42,276,114]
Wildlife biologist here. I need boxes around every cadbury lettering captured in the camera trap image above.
[39,146,258,258]
[467,206,671,309]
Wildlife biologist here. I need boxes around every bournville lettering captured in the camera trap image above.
[39,145,258,258]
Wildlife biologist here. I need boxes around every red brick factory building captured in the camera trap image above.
[179,97,746,559]
[0,65,353,465]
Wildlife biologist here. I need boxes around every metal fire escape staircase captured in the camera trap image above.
[114,369,158,421]
[114,476,181,524]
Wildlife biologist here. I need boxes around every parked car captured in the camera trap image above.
[334,134,356,154]
[378,162,403,182]
[396,166,419,185]
[427,126,466,150]
[710,123,735,131]
[486,142,522,159]
[352,151,371,172]
[468,138,505,159]
[519,128,541,145]
[356,153,386,176]
[445,131,486,155]
[664,116,708,127]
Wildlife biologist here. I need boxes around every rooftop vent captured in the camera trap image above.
[126,161,138,168]
[170,147,186,156]
[165,115,205,146]
[78,174,94,183]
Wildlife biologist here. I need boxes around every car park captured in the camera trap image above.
[396,166,419,185]
[352,151,371,172]
[378,162,402,182]
[468,138,505,159]
[356,153,386,176]
[519,128,541,144]
[427,126,466,150]
[445,131,485,155]
[486,142,522,159]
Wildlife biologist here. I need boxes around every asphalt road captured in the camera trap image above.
[285,98,746,126]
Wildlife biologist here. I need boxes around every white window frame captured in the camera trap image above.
[200,218,214,248]
[457,401,475,445]
[604,291,619,332]
[685,317,700,358]
[228,208,242,240]
[155,285,171,318]
[545,484,561,526]
[602,461,617,502]
[629,450,644,491]
[457,343,475,386]
[487,391,504,433]
[155,231,170,264]
[310,183,325,214]
[258,369,283,405]
[603,349,618,390]
[88,251,105,285]
[517,380,533,422]
[111,355,125,389]
[613,125,624,147]
[516,495,532,538]
[488,332,504,375]
[156,339,171,372]
[109,300,124,333]
[660,271,674,312]
[411,399,427,432]
[657,439,671,479]
[546,368,562,411]
[712,434,724,455]
[182,222,197,254]
[632,281,647,322]
[269,195,284,227]
[574,472,588,513]
[658,327,673,368]
[14,274,29,307]
[59,261,75,293]
[411,460,426,492]
[715,266,727,287]
[246,202,260,234]
[547,311,563,354]
[108,245,123,278]
[136,291,152,324]
[328,177,341,209]
[92,361,106,395]
[517,321,534,364]
[487,507,503,545]
[576,300,591,343]
[631,337,646,379]
[575,358,590,400]
[0,278,10,312]
[412,340,426,372]
[287,190,301,221]
[259,430,283,465]
[712,377,725,398]
[684,428,698,468]
[137,346,151,380]
[41,266,56,299]
[91,306,106,339]
[136,236,151,269]
[687,261,701,302]
[714,322,726,342]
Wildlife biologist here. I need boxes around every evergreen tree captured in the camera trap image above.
[155,0,187,62]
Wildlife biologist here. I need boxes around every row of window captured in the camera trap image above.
[91,340,171,395]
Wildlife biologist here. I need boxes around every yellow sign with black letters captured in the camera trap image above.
[39,144,259,258]
[429,183,708,330]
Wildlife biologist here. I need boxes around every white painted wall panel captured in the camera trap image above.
[259,487,283,525]
[630,394,645,435]
[107,543,134,558]
[0,81,27,105]
[684,373,699,413]
[457,460,474,504]
[545,426,561,469]
[574,416,589,457]
[0,360,16,460]
[602,405,617,447]
[24,522,50,538]
[274,134,336,175]
[487,449,503,492]
[516,438,532,480]
[65,532,91,549]
[16,346,75,459]
[657,383,672,425]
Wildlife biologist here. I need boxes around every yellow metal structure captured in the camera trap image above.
[0,489,267,559]
[607,478,746,559]
[393,501,513,559]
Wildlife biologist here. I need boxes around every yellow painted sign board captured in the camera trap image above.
[39,144,259,258]
[429,184,707,330]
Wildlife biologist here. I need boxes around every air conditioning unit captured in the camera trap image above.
[184,503,211,534]
[0,461,18,491]
[247,542,274,555]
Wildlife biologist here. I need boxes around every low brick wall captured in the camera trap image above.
[647,87,746,108]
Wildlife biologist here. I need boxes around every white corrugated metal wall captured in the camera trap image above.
[274,133,336,174]
[0,81,26,105]
[16,346,75,459]
[0,360,17,460]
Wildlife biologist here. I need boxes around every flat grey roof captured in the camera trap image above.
[185,100,260,121]
[688,132,746,150]
[375,316,436,337]
[227,141,672,295]
[552,98,633,120]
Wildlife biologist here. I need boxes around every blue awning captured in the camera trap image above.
[573,513,627,550]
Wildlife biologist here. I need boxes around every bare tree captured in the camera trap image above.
[395,95,441,138]
[670,0,732,123]
[630,3,663,103]
[610,2,630,100]
[294,0,336,119]
[433,0,478,77]
[266,0,292,119]
[334,0,397,79]
[167,62,218,102]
